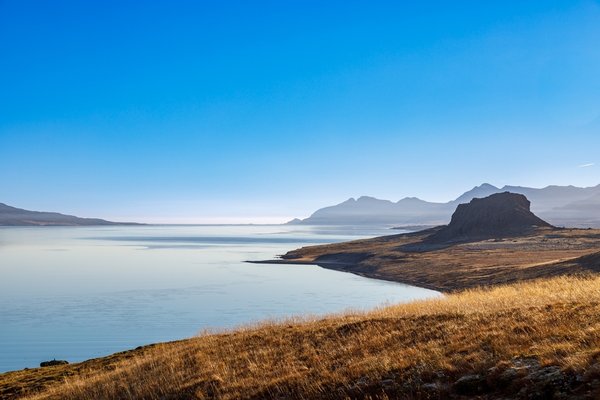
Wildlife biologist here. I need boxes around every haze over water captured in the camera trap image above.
[0,225,439,372]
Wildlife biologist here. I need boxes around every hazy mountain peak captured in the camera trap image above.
[357,196,380,202]
[399,196,420,201]
[397,197,427,204]
[451,183,502,204]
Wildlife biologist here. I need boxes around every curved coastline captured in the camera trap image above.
[250,226,600,293]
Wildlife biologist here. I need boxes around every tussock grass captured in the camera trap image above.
[6,275,600,399]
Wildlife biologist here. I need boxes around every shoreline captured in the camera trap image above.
[0,259,439,378]
[251,226,600,292]
[3,275,600,399]
[248,259,445,293]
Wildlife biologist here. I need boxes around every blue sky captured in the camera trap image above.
[1,1,599,223]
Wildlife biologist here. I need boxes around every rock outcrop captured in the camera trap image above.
[40,359,69,368]
[426,192,553,243]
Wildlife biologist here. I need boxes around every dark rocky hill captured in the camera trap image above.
[426,192,553,243]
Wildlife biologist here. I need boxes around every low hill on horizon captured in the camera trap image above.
[289,183,600,228]
[0,203,138,226]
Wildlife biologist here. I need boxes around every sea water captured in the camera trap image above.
[0,225,439,372]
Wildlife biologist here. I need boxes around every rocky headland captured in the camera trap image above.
[260,192,600,292]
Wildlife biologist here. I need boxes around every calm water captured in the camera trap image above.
[0,225,439,372]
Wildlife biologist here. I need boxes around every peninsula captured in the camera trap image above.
[260,193,600,292]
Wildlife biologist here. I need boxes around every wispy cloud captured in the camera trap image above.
[578,163,595,168]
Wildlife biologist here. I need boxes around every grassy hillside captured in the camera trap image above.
[3,275,600,399]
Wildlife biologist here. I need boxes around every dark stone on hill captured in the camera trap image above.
[452,374,488,395]
[40,359,69,367]
[427,192,553,244]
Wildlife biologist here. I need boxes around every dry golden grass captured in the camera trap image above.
[3,275,600,399]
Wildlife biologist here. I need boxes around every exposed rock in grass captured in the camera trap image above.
[452,374,488,395]
[39,360,68,368]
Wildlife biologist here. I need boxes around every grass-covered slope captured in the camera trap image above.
[3,275,600,399]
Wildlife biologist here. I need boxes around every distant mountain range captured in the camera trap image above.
[289,183,600,228]
[0,203,137,226]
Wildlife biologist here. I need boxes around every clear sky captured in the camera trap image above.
[1,1,599,223]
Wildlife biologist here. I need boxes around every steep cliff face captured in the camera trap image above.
[426,192,553,243]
